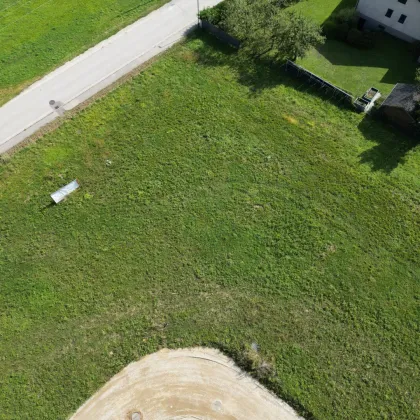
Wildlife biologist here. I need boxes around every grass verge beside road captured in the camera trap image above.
[0,0,168,106]
[0,34,419,419]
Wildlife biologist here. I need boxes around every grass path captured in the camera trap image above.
[0,35,419,419]
[0,0,168,106]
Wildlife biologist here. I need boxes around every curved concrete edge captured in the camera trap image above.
[70,347,304,420]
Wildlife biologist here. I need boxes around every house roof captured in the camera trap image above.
[381,83,420,114]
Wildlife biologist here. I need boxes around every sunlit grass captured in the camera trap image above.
[0,34,419,419]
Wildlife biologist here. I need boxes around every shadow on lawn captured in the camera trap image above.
[358,117,419,173]
[316,0,417,87]
[314,35,417,87]
[190,31,352,109]
[322,0,358,26]
[191,32,418,173]
[189,31,280,95]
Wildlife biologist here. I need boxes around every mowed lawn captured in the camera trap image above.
[0,0,168,106]
[290,0,356,24]
[0,34,419,419]
[291,0,417,96]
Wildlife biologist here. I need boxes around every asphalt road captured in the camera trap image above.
[0,0,221,154]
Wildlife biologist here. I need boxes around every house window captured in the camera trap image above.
[385,9,394,18]
[378,25,385,31]
[398,14,407,23]
[398,0,407,4]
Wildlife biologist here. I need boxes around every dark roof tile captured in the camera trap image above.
[382,83,420,113]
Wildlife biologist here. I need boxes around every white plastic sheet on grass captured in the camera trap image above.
[51,179,79,203]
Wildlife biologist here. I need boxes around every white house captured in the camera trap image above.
[356,0,420,42]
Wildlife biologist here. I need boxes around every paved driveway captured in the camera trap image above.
[0,0,221,154]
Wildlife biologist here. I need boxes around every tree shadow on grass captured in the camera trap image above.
[189,31,419,173]
[189,31,281,96]
[358,116,419,173]
[189,30,353,110]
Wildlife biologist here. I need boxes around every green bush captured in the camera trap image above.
[361,31,375,49]
[202,0,323,60]
[346,28,374,49]
[415,67,420,84]
[323,21,349,41]
[278,0,302,6]
[199,2,228,27]
[322,21,337,39]
[333,7,357,26]
[346,28,362,46]
[410,41,420,59]
[323,7,357,42]
[336,22,350,41]
[200,0,303,28]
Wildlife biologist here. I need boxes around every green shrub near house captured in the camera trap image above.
[322,6,375,50]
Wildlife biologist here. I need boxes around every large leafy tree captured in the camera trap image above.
[273,11,325,61]
[223,0,277,55]
[222,0,324,61]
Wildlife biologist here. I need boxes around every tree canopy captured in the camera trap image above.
[215,0,324,61]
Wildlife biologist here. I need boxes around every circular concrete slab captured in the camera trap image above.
[70,347,303,420]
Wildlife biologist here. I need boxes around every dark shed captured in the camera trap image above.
[380,84,420,130]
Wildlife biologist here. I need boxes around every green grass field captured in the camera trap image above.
[0,34,419,419]
[297,34,417,96]
[0,0,168,106]
[289,0,355,24]
[291,0,417,95]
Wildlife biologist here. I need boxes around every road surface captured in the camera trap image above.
[0,0,221,154]
[70,347,304,420]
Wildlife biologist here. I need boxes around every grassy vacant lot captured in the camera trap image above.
[0,0,167,106]
[291,0,417,95]
[0,34,419,419]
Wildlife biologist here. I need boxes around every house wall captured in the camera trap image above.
[357,0,420,42]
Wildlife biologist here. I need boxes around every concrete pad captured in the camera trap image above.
[70,347,303,420]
